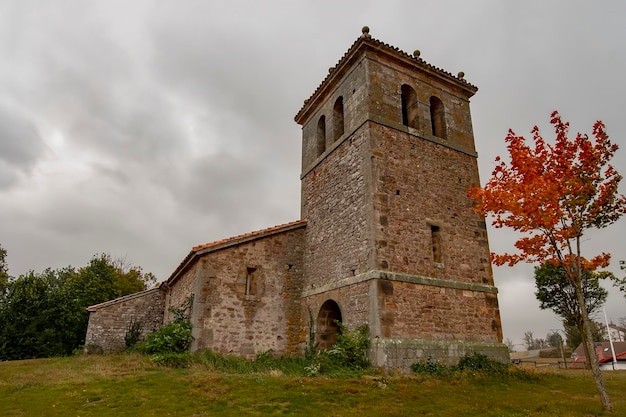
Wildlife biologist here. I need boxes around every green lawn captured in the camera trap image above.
[1,354,624,416]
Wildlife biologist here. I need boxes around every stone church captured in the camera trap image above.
[85,28,508,370]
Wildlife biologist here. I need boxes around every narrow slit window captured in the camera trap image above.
[431,225,442,264]
[246,267,257,296]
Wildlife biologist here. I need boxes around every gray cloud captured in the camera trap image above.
[0,104,45,187]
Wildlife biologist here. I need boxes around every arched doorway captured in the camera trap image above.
[316,300,342,350]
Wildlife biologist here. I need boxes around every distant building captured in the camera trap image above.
[609,323,625,342]
[85,27,508,370]
[570,341,626,370]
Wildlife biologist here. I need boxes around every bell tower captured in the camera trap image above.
[295,27,508,368]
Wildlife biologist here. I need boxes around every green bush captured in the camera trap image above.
[411,357,451,376]
[135,297,193,357]
[135,320,192,355]
[326,321,370,370]
[456,352,509,373]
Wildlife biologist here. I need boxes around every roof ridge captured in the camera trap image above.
[86,287,162,311]
[192,219,307,252]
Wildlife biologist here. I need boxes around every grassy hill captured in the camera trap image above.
[1,353,625,416]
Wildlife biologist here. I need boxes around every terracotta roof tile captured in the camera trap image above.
[166,219,307,285]
[192,219,307,252]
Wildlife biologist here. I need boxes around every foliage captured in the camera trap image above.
[534,263,609,330]
[456,353,510,374]
[411,356,451,376]
[135,297,193,356]
[468,111,625,269]
[194,322,370,377]
[124,318,143,349]
[169,294,193,322]
[564,321,606,349]
[468,111,625,412]
[326,321,370,371]
[197,348,370,378]
[546,331,561,348]
[610,274,626,298]
[136,320,193,356]
[0,252,154,360]
[200,349,305,375]
[522,330,550,350]
[0,244,8,292]
[0,268,79,360]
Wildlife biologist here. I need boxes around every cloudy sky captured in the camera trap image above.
[1,0,624,347]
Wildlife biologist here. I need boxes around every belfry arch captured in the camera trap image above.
[316,300,342,350]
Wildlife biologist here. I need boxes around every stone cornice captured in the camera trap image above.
[302,269,497,297]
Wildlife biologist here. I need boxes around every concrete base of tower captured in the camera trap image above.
[370,338,510,373]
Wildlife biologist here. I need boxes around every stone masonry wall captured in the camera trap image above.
[301,125,373,290]
[85,288,165,353]
[165,262,196,321]
[370,122,493,285]
[365,55,477,151]
[371,338,510,371]
[165,226,305,357]
[303,282,372,332]
[300,57,369,169]
[376,280,501,342]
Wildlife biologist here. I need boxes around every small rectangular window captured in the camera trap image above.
[431,225,442,264]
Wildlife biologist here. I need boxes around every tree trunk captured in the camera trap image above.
[573,276,613,412]
[576,321,592,370]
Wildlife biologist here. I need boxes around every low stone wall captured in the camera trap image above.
[85,288,165,353]
[370,338,510,373]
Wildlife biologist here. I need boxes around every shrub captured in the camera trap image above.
[124,318,143,349]
[456,352,509,373]
[135,320,192,355]
[326,321,370,371]
[411,357,450,376]
[135,297,193,356]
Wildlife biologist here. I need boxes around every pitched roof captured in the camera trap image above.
[165,219,307,286]
[571,341,626,364]
[295,26,477,123]
[86,287,164,312]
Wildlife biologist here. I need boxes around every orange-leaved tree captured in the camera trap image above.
[468,111,626,413]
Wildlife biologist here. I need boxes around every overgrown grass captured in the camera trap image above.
[1,353,625,416]
[141,348,372,378]
[135,318,371,378]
